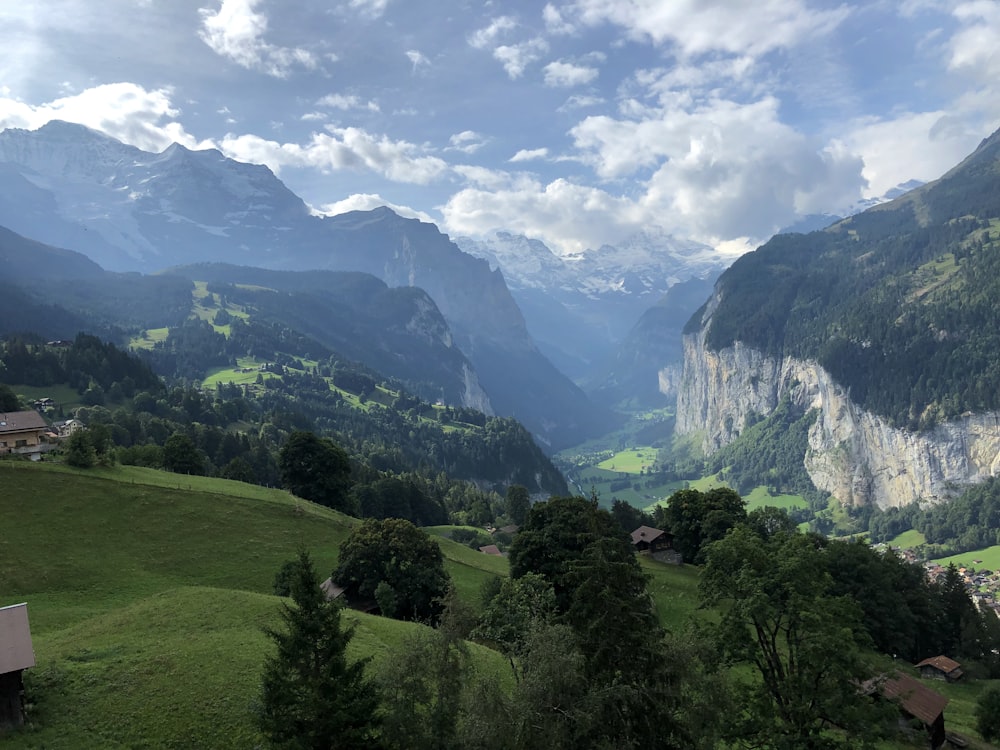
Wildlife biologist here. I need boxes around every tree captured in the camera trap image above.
[661,487,746,563]
[257,551,380,749]
[507,495,624,611]
[474,572,557,671]
[64,428,97,468]
[976,684,1000,742]
[0,383,19,411]
[163,432,205,475]
[279,431,354,513]
[505,484,530,526]
[701,527,889,749]
[333,518,449,622]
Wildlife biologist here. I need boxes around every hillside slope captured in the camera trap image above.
[0,462,509,748]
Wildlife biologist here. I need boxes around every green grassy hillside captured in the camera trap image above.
[0,462,508,748]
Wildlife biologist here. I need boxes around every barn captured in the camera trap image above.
[0,603,35,727]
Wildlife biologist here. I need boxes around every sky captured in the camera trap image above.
[0,0,998,257]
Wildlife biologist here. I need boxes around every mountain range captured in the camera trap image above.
[0,121,639,449]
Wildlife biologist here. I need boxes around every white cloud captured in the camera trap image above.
[198,0,318,78]
[510,147,549,162]
[316,93,380,112]
[552,0,850,58]
[494,38,549,79]
[316,193,435,223]
[406,49,430,72]
[949,1,1000,81]
[468,16,518,49]
[346,0,389,18]
[0,82,212,152]
[543,60,599,87]
[558,94,605,111]
[441,177,640,254]
[543,3,577,34]
[446,130,488,154]
[221,127,449,183]
[468,16,548,78]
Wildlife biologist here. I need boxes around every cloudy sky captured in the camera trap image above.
[1,0,998,255]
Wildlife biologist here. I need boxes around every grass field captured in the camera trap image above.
[934,544,1000,571]
[596,447,660,474]
[744,486,808,512]
[888,529,927,548]
[0,462,508,748]
[10,384,82,413]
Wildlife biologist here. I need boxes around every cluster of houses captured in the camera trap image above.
[0,408,82,460]
[922,561,1000,616]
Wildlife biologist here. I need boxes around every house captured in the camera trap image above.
[630,526,682,564]
[877,672,949,750]
[319,577,346,601]
[916,656,964,682]
[53,419,84,438]
[478,544,503,556]
[0,411,49,457]
[0,603,35,727]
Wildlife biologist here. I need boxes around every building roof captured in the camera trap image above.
[916,656,962,674]
[630,525,667,545]
[882,673,948,725]
[0,411,48,434]
[0,603,35,674]
[319,577,346,600]
[479,544,503,556]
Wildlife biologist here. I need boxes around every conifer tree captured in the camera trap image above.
[257,551,380,749]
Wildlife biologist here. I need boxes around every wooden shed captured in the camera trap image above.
[0,603,35,727]
[915,655,963,683]
[881,672,949,750]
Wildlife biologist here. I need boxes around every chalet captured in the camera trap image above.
[916,656,964,683]
[630,525,682,564]
[319,577,346,601]
[0,411,49,457]
[880,672,949,749]
[478,544,503,556]
[53,418,84,438]
[0,603,35,728]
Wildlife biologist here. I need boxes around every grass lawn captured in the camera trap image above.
[888,529,927,548]
[933,545,1000,571]
[10,383,82,413]
[744,486,808,512]
[0,462,512,748]
[596,447,660,474]
[128,327,169,351]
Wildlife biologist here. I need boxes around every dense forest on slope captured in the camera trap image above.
[0,333,566,526]
[695,129,1000,429]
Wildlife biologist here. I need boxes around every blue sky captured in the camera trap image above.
[1,0,998,256]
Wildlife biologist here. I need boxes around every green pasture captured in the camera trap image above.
[743,486,808,512]
[934,544,1000,572]
[10,384,82,412]
[596,447,659,474]
[128,327,169,351]
[888,529,926,548]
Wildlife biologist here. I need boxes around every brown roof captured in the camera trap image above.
[0,411,47,434]
[479,544,503,556]
[630,525,667,545]
[882,673,948,725]
[0,603,35,674]
[916,655,962,674]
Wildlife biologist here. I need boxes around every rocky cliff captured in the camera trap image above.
[676,291,1000,509]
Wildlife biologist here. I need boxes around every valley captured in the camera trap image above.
[4,118,1000,748]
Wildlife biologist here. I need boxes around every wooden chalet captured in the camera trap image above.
[630,525,672,554]
[915,655,963,683]
[0,411,49,457]
[478,544,503,556]
[879,672,949,749]
[0,603,35,728]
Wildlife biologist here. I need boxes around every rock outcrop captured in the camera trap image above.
[676,293,1000,509]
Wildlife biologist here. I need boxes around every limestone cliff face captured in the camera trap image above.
[676,297,1000,509]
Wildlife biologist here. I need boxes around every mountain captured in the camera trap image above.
[0,122,614,449]
[455,229,729,384]
[676,127,1000,509]
[591,275,719,408]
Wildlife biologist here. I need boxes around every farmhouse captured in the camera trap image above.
[0,603,35,728]
[478,544,503,556]
[0,411,49,457]
[915,655,963,682]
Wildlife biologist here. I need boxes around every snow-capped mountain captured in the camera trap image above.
[455,229,729,383]
[0,121,309,269]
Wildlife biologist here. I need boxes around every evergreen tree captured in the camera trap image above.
[257,551,380,749]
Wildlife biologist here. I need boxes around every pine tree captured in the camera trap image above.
[257,551,381,749]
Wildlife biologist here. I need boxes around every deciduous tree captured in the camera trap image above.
[279,431,353,513]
